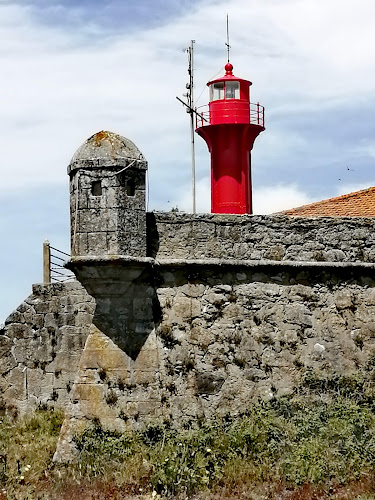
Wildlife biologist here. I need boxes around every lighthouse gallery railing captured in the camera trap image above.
[195,102,265,129]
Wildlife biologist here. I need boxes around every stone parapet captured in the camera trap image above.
[148,212,375,263]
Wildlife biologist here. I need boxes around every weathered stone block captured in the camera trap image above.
[27,370,54,399]
[134,348,159,370]
[6,323,30,340]
[335,290,354,310]
[0,336,12,356]
[134,370,157,385]
[0,354,17,375]
[75,232,88,255]
[5,310,25,324]
[172,297,201,321]
[194,371,225,395]
[34,301,50,314]
[87,232,108,254]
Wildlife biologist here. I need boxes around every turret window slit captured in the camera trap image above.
[127,179,135,197]
[91,180,102,196]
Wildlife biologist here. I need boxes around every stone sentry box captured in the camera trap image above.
[66,130,156,361]
[68,131,148,258]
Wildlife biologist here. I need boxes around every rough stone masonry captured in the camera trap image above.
[2,130,375,461]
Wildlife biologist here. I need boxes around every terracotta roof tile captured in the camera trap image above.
[278,186,375,217]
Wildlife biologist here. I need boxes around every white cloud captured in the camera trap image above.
[2,0,375,196]
[335,182,375,197]
[169,179,314,215]
[253,184,314,214]
[172,176,210,213]
[352,140,375,160]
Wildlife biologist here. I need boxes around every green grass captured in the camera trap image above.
[1,374,375,498]
[0,406,63,499]
[67,395,375,497]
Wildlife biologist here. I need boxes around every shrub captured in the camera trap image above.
[2,375,375,498]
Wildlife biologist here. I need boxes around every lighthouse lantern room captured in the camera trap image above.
[196,62,265,214]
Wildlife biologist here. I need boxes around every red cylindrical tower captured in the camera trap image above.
[196,62,265,214]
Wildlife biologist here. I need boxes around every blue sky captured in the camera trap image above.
[23,0,202,33]
[1,0,375,321]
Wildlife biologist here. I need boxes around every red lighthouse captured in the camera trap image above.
[196,62,265,214]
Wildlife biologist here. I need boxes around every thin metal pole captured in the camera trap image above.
[188,40,196,214]
[43,239,51,285]
[226,14,230,62]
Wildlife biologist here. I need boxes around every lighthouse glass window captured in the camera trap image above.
[225,81,240,99]
[210,82,224,101]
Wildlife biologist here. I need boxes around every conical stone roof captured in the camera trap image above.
[68,131,146,173]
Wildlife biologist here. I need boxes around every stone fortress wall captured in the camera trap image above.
[2,213,375,418]
[2,131,375,459]
[0,282,94,415]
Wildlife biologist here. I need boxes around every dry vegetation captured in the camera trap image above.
[1,371,375,499]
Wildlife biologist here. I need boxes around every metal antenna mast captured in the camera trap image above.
[225,14,231,62]
[176,41,197,214]
[187,40,196,214]
[176,41,209,213]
